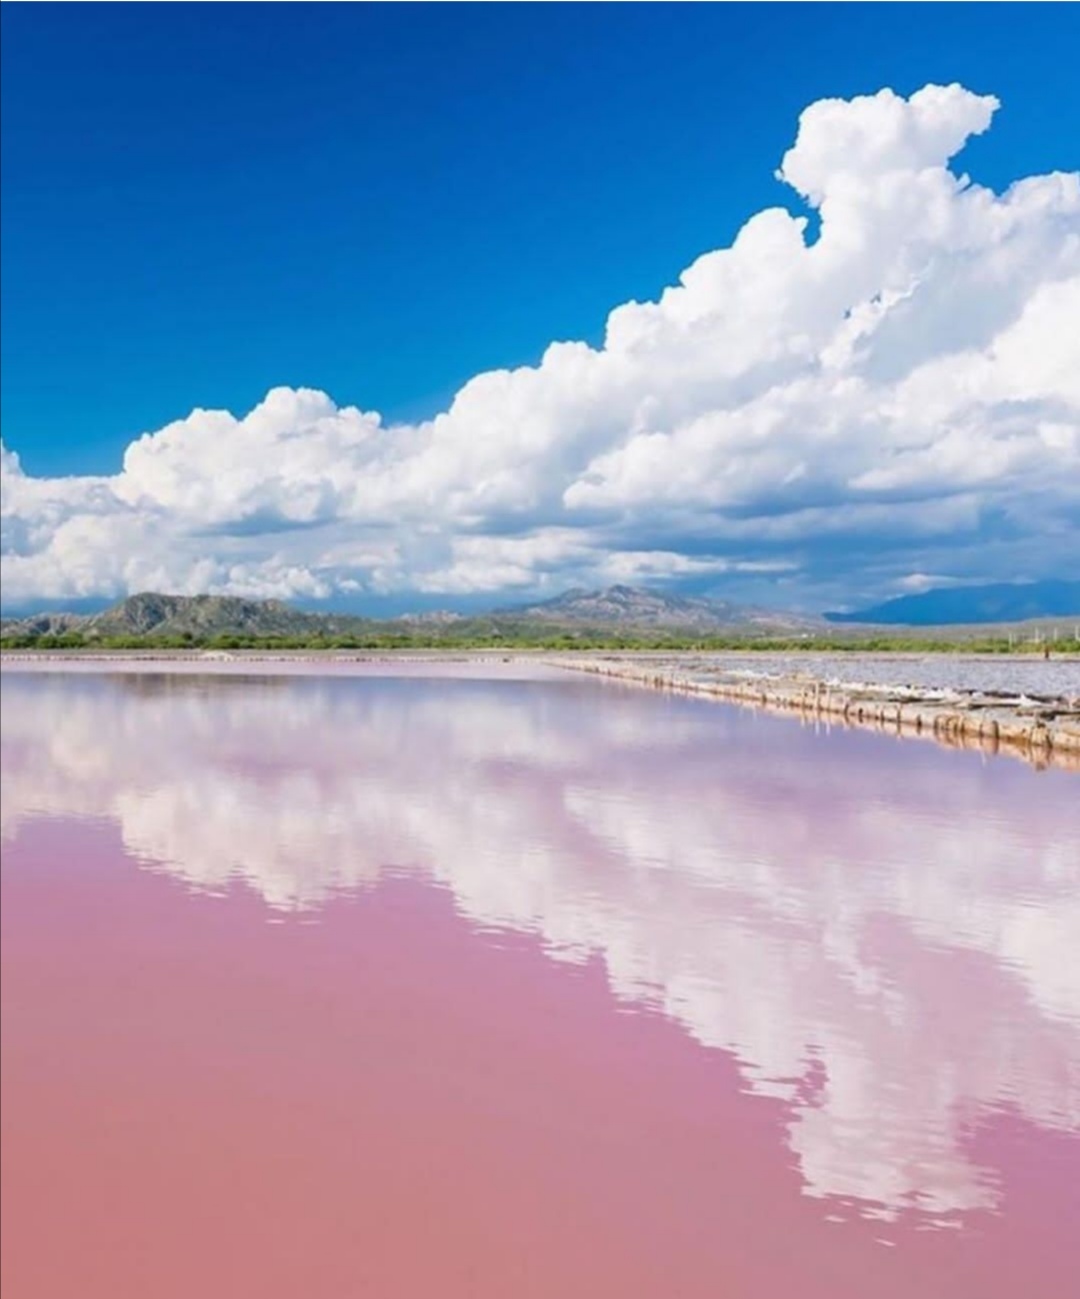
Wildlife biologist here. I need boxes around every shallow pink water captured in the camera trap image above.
[2,667,1079,1297]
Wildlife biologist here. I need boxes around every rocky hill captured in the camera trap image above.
[1,593,371,642]
[83,593,330,638]
[502,585,821,632]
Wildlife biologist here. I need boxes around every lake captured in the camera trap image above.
[2,663,1078,1298]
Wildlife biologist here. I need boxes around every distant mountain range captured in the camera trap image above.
[1,585,820,642]
[499,584,820,632]
[827,580,1080,626]
[2,593,362,641]
[3,580,1077,644]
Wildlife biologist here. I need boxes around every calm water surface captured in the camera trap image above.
[2,665,1078,1298]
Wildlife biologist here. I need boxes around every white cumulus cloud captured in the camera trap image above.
[2,83,1078,608]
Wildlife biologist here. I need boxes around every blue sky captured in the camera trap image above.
[1,4,1078,612]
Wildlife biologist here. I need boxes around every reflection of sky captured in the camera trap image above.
[2,668,1078,1222]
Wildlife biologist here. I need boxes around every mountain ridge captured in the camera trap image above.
[2,593,347,640]
[2,585,817,640]
[499,584,820,632]
[827,580,1080,626]
[4,581,1078,643]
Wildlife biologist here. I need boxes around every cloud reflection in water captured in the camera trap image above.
[1,667,1077,1223]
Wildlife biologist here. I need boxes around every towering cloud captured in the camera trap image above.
[2,84,1078,607]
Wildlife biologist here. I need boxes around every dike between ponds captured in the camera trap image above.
[556,655,1080,773]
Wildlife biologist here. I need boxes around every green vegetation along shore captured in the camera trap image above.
[3,590,1077,654]
[2,627,1076,654]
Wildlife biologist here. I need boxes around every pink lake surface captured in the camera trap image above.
[2,665,1079,1298]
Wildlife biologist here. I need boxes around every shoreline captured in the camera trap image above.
[556,655,1080,773]
[3,648,1078,772]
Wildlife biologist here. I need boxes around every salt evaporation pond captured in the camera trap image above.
[661,651,1080,699]
[2,663,1078,1299]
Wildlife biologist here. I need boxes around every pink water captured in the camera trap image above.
[2,666,1078,1297]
